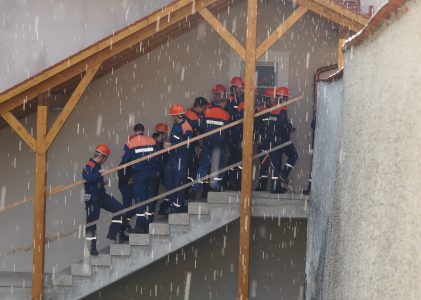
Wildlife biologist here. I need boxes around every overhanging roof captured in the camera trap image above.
[0,0,368,120]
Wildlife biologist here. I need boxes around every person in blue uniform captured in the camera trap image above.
[121,124,159,234]
[265,87,299,193]
[83,144,128,256]
[165,104,194,213]
[190,86,231,199]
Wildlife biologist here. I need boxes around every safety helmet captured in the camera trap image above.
[212,84,227,94]
[264,87,276,98]
[275,86,290,97]
[154,122,169,133]
[95,144,111,157]
[230,76,244,88]
[168,104,186,116]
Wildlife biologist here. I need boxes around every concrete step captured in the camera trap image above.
[110,244,131,256]
[168,213,190,225]
[188,202,209,215]
[71,264,91,277]
[129,233,151,246]
[51,274,72,286]
[149,222,170,235]
[91,254,112,266]
[207,191,240,204]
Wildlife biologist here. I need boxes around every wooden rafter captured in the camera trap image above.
[1,111,36,151]
[46,64,101,150]
[256,6,308,59]
[294,0,368,32]
[198,7,246,60]
[0,0,222,115]
[32,95,49,300]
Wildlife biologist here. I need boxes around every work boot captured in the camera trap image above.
[189,189,200,201]
[254,186,266,192]
[168,205,188,214]
[158,200,170,215]
[128,226,148,234]
[106,232,129,243]
[90,247,99,256]
[303,189,310,195]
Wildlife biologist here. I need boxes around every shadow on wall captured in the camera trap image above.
[84,218,306,300]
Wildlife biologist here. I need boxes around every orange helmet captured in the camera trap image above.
[264,87,276,98]
[95,144,110,157]
[168,104,186,116]
[154,122,169,133]
[212,84,227,94]
[275,86,290,97]
[230,76,244,88]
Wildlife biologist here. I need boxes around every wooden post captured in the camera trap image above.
[238,0,258,299]
[32,94,49,300]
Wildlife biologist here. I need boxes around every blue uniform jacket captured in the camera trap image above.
[121,133,159,173]
[201,103,231,145]
[267,107,293,147]
[169,119,193,156]
[82,159,106,196]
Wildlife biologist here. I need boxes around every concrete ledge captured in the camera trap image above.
[129,234,151,246]
[71,264,91,277]
[188,202,209,215]
[91,254,112,266]
[168,213,190,225]
[52,274,72,286]
[150,222,170,235]
[110,244,131,256]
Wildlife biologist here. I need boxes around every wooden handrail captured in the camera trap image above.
[0,95,303,213]
[0,140,292,259]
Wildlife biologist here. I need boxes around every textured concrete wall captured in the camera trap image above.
[0,0,171,92]
[305,79,343,300]
[85,218,307,300]
[308,0,421,298]
[0,0,338,272]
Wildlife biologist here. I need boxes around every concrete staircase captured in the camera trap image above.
[0,192,308,300]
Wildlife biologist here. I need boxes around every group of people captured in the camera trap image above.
[82,76,298,255]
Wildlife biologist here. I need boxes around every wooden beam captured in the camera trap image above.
[198,7,246,60]
[294,0,365,32]
[0,0,195,105]
[256,6,308,59]
[0,0,221,115]
[311,0,368,26]
[32,94,49,300]
[238,0,258,299]
[46,64,100,150]
[1,111,36,151]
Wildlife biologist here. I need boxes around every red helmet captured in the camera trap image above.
[230,76,244,88]
[169,104,186,116]
[275,86,290,97]
[212,84,227,94]
[264,87,276,98]
[95,144,110,157]
[154,122,169,133]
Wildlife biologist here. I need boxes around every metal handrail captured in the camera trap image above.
[0,95,303,213]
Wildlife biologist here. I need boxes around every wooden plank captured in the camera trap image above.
[256,6,308,59]
[0,0,195,104]
[198,7,246,60]
[311,0,368,26]
[0,0,221,115]
[238,0,258,299]
[294,0,364,32]
[46,64,100,150]
[32,94,49,300]
[1,111,36,152]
